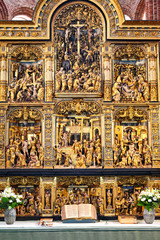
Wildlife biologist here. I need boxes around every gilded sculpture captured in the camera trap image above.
[8,60,44,102]
[54,4,102,95]
[0,0,159,220]
[112,45,148,103]
[113,107,151,168]
[6,108,44,168]
[54,116,102,168]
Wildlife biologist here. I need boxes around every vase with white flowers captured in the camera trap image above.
[0,186,23,224]
[137,189,160,224]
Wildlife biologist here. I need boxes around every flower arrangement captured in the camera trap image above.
[137,189,160,212]
[0,187,23,210]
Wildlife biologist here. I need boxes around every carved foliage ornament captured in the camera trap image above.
[114,45,145,60]
[9,107,42,121]
[12,45,42,61]
[117,176,148,185]
[55,100,101,115]
[114,106,148,121]
[10,177,40,186]
[57,176,100,187]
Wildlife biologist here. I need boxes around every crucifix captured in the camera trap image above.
[70,20,86,55]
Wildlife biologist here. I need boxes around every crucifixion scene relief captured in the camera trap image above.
[54,4,102,94]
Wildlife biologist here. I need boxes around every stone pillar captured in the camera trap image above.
[43,106,54,168]
[102,105,113,168]
[103,54,112,101]
[0,55,7,102]
[45,55,53,102]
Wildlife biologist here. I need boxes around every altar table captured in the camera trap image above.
[0,220,160,240]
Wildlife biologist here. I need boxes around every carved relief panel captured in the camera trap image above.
[112,44,149,103]
[8,45,44,103]
[113,107,151,168]
[115,176,148,216]
[6,107,44,168]
[9,177,42,217]
[53,3,103,97]
[54,100,102,169]
[54,176,102,216]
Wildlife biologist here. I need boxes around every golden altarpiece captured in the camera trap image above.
[0,0,160,219]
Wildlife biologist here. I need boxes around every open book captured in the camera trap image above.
[61,204,97,221]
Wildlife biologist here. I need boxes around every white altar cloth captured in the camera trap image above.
[0,220,160,230]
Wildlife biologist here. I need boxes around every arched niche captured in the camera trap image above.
[54,100,102,169]
[6,107,44,169]
[112,45,149,103]
[113,107,151,168]
[8,45,44,103]
[52,2,105,97]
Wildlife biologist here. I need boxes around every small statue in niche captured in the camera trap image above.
[45,190,51,209]
[106,189,112,207]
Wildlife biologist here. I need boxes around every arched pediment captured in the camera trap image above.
[0,0,159,39]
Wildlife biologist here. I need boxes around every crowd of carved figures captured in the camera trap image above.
[54,116,102,168]
[54,4,102,93]
[6,135,44,168]
[115,187,141,215]
[112,66,149,102]
[54,138,102,168]
[14,187,42,216]
[8,61,44,102]
[54,188,104,215]
[113,128,152,168]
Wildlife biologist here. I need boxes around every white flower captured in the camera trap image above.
[149,193,153,197]
[141,198,146,202]
[16,199,21,203]
[9,200,13,203]
[148,199,152,202]
[153,197,157,201]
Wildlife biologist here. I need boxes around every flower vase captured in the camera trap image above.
[143,207,155,224]
[4,208,16,224]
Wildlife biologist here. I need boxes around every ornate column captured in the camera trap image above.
[45,54,53,102]
[0,107,7,168]
[102,44,112,101]
[102,105,113,168]
[150,106,160,167]
[52,114,56,166]
[147,45,158,101]
[43,106,54,168]
[0,55,7,102]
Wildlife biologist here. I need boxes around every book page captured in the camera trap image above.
[78,204,97,219]
[61,205,79,220]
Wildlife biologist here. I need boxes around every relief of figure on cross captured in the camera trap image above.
[54,4,103,94]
